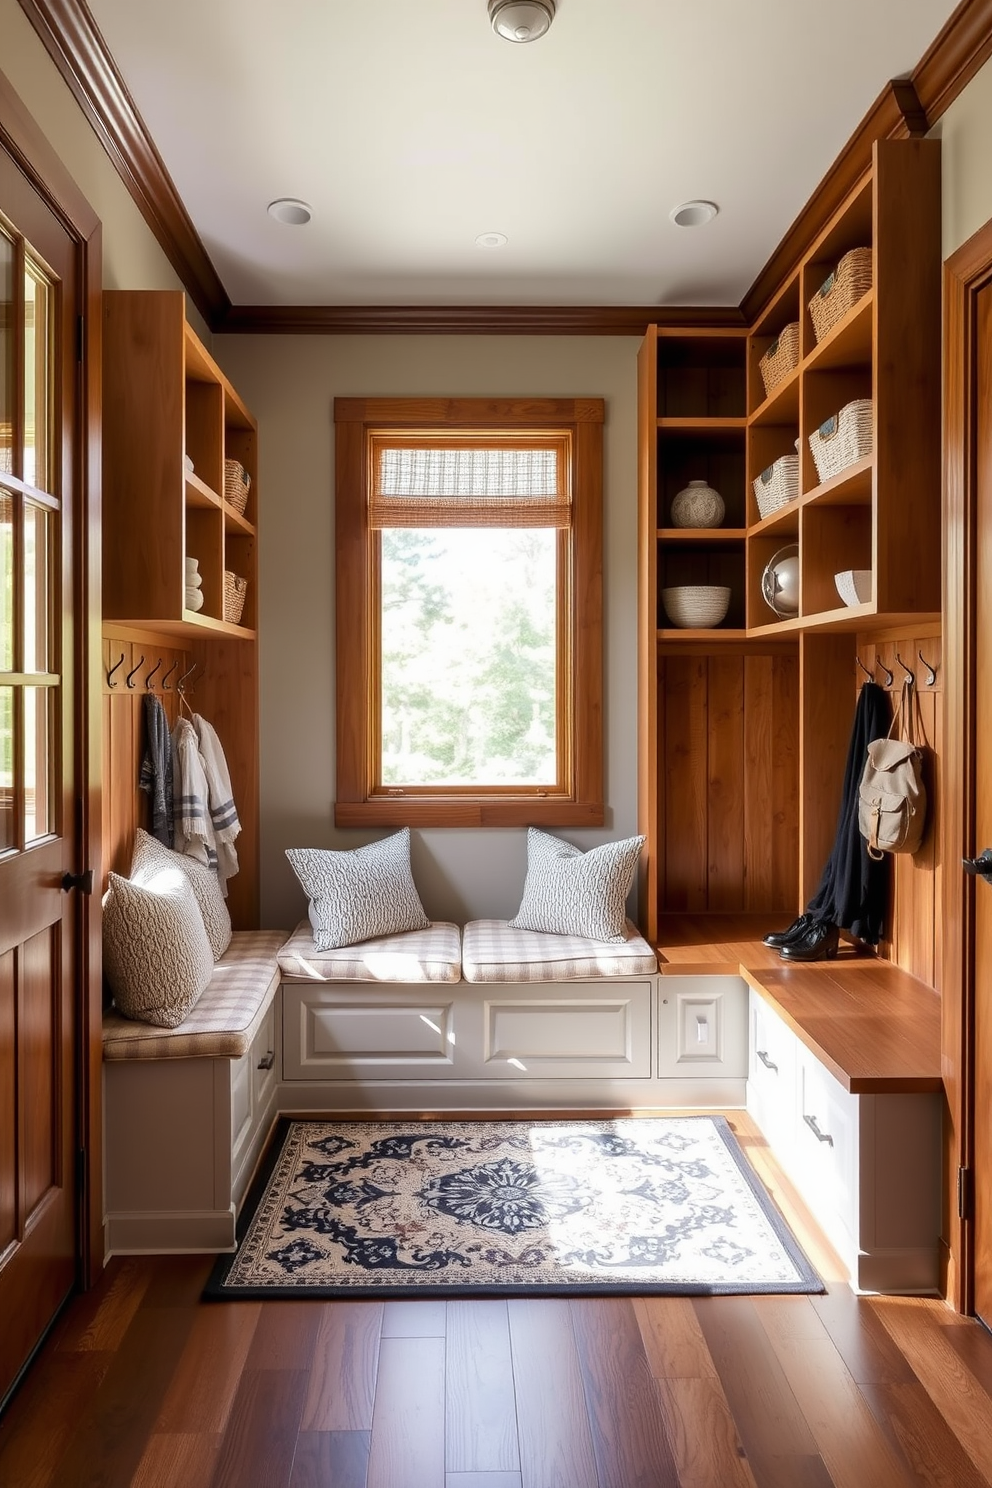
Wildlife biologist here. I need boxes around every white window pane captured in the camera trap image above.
[381,527,557,786]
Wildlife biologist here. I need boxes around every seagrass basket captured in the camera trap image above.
[223,570,248,625]
[758,322,800,399]
[808,247,873,343]
[808,399,873,485]
[752,453,800,520]
[224,459,251,516]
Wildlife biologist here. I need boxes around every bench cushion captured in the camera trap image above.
[102,930,287,1061]
[462,918,657,983]
[278,919,462,984]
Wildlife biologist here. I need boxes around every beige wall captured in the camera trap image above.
[0,0,203,330]
[214,334,640,931]
[934,52,992,261]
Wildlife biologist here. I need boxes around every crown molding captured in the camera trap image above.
[16,0,992,335]
[16,0,229,327]
[217,304,746,336]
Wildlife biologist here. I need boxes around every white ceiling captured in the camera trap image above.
[86,0,959,308]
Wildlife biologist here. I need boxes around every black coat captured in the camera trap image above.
[805,680,892,944]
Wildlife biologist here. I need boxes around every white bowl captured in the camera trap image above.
[661,585,731,629]
[834,569,872,607]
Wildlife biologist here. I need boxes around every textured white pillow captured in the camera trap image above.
[102,868,214,1027]
[286,828,430,950]
[130,826,232,960]
[509,828,645,943]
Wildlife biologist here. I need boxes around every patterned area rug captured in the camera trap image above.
[205,1116,822,1299]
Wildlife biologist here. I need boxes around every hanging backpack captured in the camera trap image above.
[857,679,927,859]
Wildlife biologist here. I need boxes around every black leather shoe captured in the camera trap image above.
[779,919,840,962]
[762,912,817,949]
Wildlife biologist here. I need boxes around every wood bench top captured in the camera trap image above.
[655,914,942,1095]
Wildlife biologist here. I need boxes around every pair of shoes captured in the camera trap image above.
[762,912,817,949]
[779,920,840,962]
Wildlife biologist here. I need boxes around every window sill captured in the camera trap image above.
[334,798,605,829]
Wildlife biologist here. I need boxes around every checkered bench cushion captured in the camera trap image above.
[462,918,657,983]
[102,930,287,1061]
[278,919,462,984]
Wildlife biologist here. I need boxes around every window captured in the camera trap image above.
[334,397,603,827]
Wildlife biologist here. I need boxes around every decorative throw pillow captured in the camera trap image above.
[509,827,645,943]
[130,826,232,960]
[102,868,214,1027]
[286,828,430,950]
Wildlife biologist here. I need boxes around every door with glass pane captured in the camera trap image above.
[0,151,80,1404]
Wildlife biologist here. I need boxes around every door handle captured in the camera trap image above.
[62,869,94,894]
[963,850,992,884]
[257,1051,275,1071]
[803,1113,834,1147]
[756,1049,778,1072]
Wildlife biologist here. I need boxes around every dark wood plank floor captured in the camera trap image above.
[3,1115,992,1488]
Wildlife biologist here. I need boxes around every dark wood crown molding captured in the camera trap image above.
[15,0,992,335]
[16,0,229,327]
[217,303,746,336]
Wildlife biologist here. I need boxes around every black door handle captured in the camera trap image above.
[62,869,94,894]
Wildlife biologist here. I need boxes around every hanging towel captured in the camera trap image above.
[805,680,892,944]
[138,693,174,847]
[172,715,215,871]
[193,714,241,888]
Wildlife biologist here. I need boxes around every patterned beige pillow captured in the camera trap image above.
[286,828,430,950]
[102,868,214,1027]
[130,826,232,959]
[509,827,645,943]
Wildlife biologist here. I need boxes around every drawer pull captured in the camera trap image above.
[803,1113,834,1146]
[756,1049,778,1073]
[257,1051,275,1071]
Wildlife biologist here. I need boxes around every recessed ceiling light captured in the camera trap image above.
[475,231,508,248]
[488,0,555,43]
[267,198,313,226]
[670,200,719,228]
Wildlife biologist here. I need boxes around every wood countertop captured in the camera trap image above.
[655,914,942,1095]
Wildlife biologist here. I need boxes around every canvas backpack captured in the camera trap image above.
[857,680,927,860]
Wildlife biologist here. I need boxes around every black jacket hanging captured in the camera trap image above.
[805,680,892,944]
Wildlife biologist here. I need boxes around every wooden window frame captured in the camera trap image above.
[334,396,604,828]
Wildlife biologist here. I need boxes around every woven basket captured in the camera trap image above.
[224,459,251,516]
[223,570,248,625]
[660,585,731,629]
[758,322,800,399]
[808,247,873,344]
[808,399,873,485]
[752,453,800,520]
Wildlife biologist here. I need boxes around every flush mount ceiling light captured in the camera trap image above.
[489,0,555,43]
[475,231,508,247]
[267,198,313,226]
[670,200,719,228]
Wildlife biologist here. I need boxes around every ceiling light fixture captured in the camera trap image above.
[488,0,555,43]
[267,198,313,226]
[475,231,508,248]
[669,200,719,228]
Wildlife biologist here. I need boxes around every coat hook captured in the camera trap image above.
[107,652,125,688]
[125,654,145,689]
[876,658,894,687]
[895,653,915,686]
[856,654,873,683]
[176,662,198,693]
[161,659,179,690]
[918,649,937,687]
[145,658,162,690]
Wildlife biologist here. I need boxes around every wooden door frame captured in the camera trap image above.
[941,218,992,1314]
[0,66,103,1287]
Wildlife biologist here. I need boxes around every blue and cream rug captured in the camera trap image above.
[205,1116,822,1299]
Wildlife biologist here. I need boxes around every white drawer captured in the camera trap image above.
[746,987,797,1163]
[657,976,747,1080]
[794,1047,859,1255]
[252,1000,278,1110]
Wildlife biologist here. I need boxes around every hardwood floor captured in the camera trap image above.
[2,1115,992,1488]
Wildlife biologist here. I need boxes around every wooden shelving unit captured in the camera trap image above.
[638,138,941,947]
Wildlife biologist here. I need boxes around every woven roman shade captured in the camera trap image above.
[368,432,572,528]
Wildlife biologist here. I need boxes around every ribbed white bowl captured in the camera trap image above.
[661,585,731,629]
[834,569,872,607]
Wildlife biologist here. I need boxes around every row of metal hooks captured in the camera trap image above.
[856,650,938,688]
[106,653,201,692]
